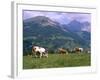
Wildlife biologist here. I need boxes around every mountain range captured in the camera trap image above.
[23,16,91,53]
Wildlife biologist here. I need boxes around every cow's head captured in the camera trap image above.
[32,46,36,52]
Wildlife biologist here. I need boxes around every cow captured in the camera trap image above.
[74,47,83,53]
[32,46,48,58]
[58,48,68,55]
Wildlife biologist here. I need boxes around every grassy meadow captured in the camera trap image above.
[23,53,91,69]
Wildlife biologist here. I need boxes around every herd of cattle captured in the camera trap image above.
[31,46,90,58]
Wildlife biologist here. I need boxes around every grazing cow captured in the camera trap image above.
[74,47,83,53]
[87,50,91,54]
[58,48,68,55]
[32,46,48,58]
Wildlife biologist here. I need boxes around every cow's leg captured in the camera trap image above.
[39,52,42,58]
[42,52,45,57]
[66,51,68,55]
[32,50,35,58]
[34,53,36,57]
[43,52,48,58]
[34,52,37,58]
[45,53,48,58]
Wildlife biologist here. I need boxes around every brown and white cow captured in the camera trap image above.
[58,48,68,55]
[74,47,83,53]
[32,46,48,58]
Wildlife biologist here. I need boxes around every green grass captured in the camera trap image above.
[23,53,91,69]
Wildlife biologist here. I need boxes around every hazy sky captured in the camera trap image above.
[23,10,91,25]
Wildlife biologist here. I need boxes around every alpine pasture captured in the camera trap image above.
[23,11,91,69]
[23,53,90,69]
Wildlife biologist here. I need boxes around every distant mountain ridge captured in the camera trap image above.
[23,16,91,53]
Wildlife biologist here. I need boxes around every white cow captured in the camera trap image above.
[32,46,48,58]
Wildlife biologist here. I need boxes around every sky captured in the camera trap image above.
[23,10,91,25]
